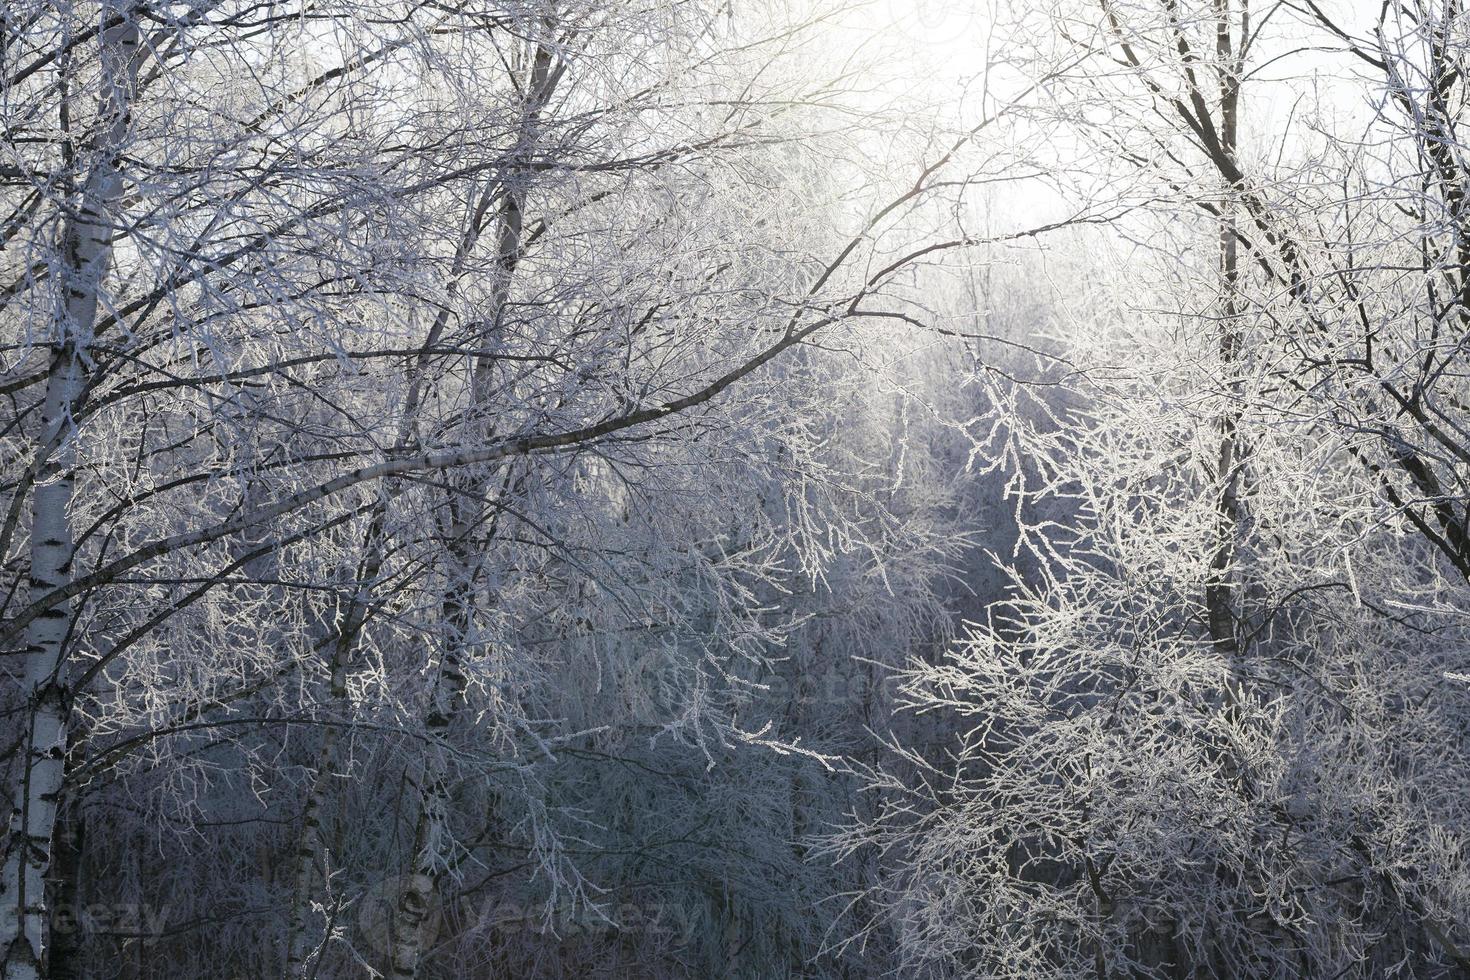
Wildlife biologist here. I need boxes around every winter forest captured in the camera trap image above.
[5,0,1470,977]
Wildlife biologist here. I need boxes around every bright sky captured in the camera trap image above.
[837,0,1392,121]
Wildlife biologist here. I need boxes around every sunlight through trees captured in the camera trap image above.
[2,1,1468,977]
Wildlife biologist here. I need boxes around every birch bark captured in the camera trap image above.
[385,35,558,980]
[2,7,141,978]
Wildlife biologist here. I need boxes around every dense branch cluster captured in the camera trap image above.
[2,1,1469,978]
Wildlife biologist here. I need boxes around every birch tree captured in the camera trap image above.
[1,6,142,976]
[850,0,1470,976]
[2,2,1025,977]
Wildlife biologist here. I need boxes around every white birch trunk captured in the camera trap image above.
[1,8,140,979]
[281,183,504,975]
[385,38,557,980]
[282,610,363,976]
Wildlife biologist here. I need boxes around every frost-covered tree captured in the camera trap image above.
[850,1,1470,976]
[13,2,1466,978]
[0,2,1022,977]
